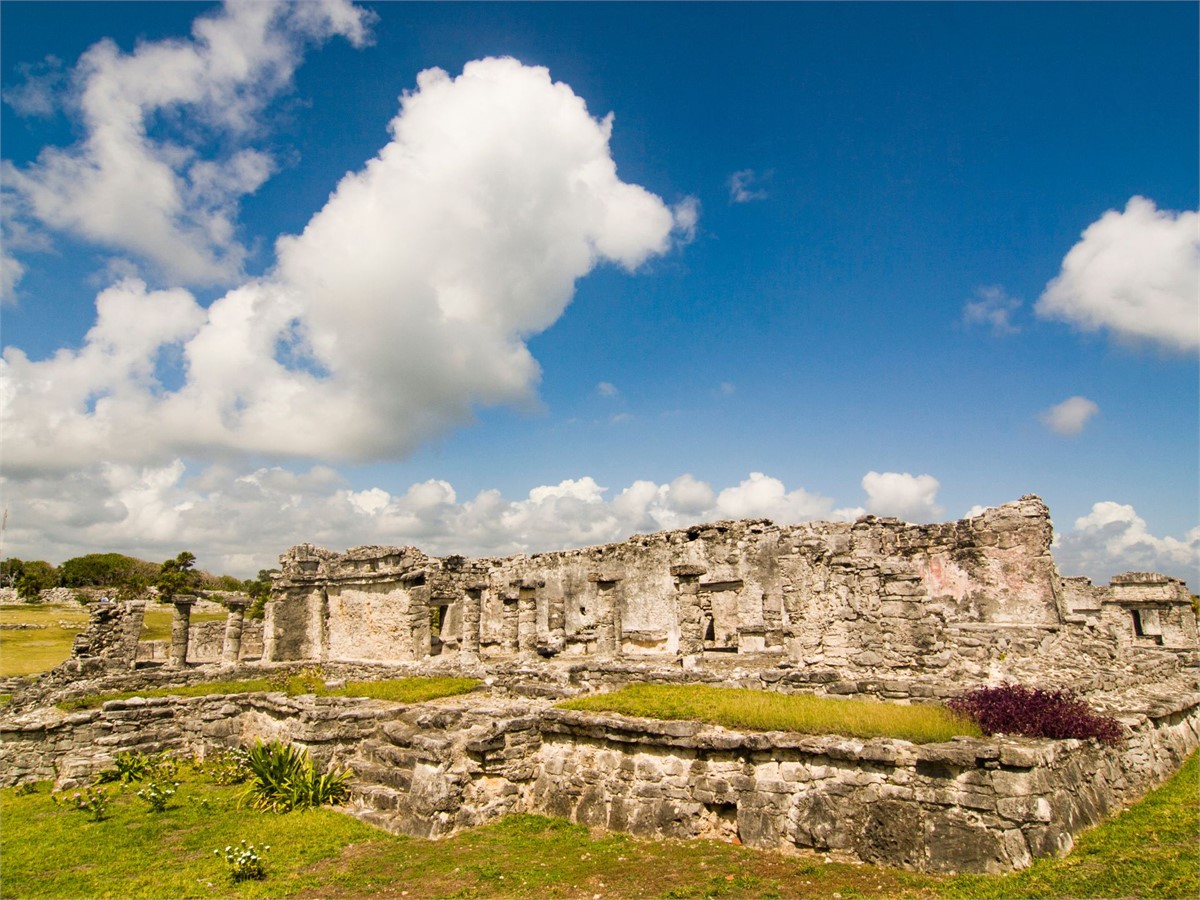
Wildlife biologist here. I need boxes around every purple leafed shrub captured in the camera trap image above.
[948,683,1124,746]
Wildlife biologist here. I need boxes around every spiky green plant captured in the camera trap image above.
[240,740,351,812]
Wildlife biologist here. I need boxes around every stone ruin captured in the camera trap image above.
[1,496,1197,874]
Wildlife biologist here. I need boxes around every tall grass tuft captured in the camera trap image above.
[558,683,980,743]
[240,740,351,813]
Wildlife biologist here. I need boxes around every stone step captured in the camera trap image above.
[347,758,413,791]
[349,780,405,813]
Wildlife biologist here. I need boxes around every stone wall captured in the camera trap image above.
[4,683,1196,874]
[264,498,1197,693]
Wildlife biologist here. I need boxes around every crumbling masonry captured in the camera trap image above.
[2,496,1197,874]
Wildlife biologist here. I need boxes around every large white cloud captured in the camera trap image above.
[0,466,834,577]
[2,0,374,290]
[1036,197,1200,353]
[861,471,943,522]
[1053,501,1200,586]
[2,56,693,474]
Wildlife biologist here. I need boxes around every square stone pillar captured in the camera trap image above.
[169,596,197,667]
[671,565,707,660]
[517,580,543,657]
[461,586,485,662]
[588,573,623,657]
[221,597,250,668]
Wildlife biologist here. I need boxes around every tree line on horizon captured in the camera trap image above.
[0,551,275,614]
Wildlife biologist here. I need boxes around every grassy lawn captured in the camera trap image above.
[1,751,1195,899]
[140,607,229,641]
[0,603,90,677]
[0,603,232,678]
[558,683,981,744]
[59,676,482,711]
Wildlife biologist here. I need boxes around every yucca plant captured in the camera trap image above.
[239,740,351,812]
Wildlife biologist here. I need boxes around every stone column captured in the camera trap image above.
[461,586,484,662]
[517,582,541,657]
[588,574,622,657]
[671,565,706,663]
[221,598,250,668]
[169,596,197,667]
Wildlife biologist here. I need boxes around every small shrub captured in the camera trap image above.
[13,782,37,796]
[240,740,352,812]
[214,840,269,882]
[201,746,252,785]
[97,750,178,784]
[60,786,111,821]
[948,683,1123,745]
[136,780,180,812]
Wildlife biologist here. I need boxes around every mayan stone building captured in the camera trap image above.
[262,495,1196,690]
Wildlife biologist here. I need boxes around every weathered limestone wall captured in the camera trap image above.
[136,620,264,664]
[527,693,1199,873]
[264,497,1197,692]
[2,684,1197,873]
[0,692,382,788]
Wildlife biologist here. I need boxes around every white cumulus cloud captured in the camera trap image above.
[861,471,943,522]
[1,467,836,576]
[1036,196,1200,353]
[2,0,374,289]
[1039,395,1099,436]
[2,56,691,474]
[1053,501,1200,586]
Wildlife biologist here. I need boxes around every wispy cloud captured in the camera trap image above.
[728,168,771,204]
[961,286,1022,336]
[596,381,619,398]
[1039,396,1099,436]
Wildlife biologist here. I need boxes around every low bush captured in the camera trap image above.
[198,745,252,785]
[214,840,269,882]
[135,780,179,812]
[948,683,1123,745]
[56,785,111,821]
[97,750,178,784]
[240,740,351,812]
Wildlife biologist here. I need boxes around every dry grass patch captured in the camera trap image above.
[559,683,980,743]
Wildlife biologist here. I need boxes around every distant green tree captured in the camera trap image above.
[1,557,29,588]
[13,560,58,601]
[58,553,157,588]
[156,551,199,603]
[245,569,278,619]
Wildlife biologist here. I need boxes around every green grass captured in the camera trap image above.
[139,607,228,641]
[0,603,227,677]
[558,683,981,744]
[57,676,482,711]
[940,750,1200,899]
[1,752,1195,899]
[0,603,89,677]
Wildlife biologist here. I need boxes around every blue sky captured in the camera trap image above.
[1,1,1197,587]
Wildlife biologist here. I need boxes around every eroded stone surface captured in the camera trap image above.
[2,497,1197,874]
